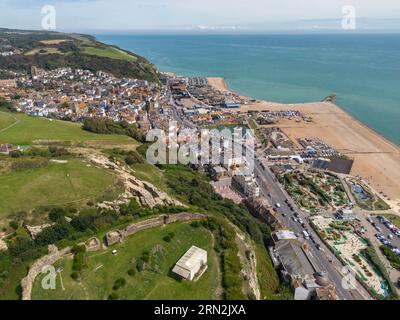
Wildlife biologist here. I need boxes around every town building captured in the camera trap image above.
[232,171,260,198]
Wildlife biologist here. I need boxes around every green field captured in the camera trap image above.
[0,158,119,215]
[82,46,137,62]
[0,112,18,131]
[32,222,219,300]
[0,112,135,145]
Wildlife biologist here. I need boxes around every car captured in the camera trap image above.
[275,203,281,208]
[376,226,382,232]
[301,223,307,228]
[388,234,394,240]
[282,213,287,217]
[298,218,304,224]
[367,217,373,224]
[316,244,323,251]
[291,216,296,221]
[302,230,310,240]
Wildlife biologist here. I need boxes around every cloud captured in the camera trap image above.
[0,0,399,31]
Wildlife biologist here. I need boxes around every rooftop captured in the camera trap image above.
[174,245,207,271]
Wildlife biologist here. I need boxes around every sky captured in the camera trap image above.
[1,0,400,32]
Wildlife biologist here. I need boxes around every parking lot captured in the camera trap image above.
[368,215,400,256]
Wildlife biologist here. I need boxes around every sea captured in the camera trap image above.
[96,34,400,145]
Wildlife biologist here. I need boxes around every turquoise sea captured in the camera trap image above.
[97,34,400,145]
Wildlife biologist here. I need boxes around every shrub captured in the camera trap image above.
[140,251,150,263]
[108,291,120,300]
[113,277,126,290]
[163,235,171,243]
[191,221,200,228]
[10,150,22,158]
[48,207,66,222]
[70,271,79,280]
[136,259,144,272]
[9,220,19,230]
[128,268,136,277]
[124,155,136,166]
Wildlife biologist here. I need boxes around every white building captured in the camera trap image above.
[172,246,208,281]
[232,169,260,198]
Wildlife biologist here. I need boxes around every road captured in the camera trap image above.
[255,158,368,299]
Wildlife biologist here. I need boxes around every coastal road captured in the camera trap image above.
[253,154,370,300]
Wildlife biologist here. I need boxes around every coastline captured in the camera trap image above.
[207,77,400,209]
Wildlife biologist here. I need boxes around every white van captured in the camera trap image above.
[303,230,310,240]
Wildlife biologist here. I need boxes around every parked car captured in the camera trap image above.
[388,234,394,240]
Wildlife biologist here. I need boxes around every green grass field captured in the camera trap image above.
[0,112,18,131]
[0,158,118,215]
[32,222,219,300]
[82,46,137,62]
[0,112,135,145]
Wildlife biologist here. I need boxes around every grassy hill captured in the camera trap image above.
[0,28,159,82]
[0,111,135,220]
[32,222,219,300]
[0,111,136,145]
[0,158,119,216]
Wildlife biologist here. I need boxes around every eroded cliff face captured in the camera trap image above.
[88,153,183,210]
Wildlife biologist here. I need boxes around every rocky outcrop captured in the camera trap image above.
[87,153,182,209]
[25,223,54,239]
[21,245,71,300]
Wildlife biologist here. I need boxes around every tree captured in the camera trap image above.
[48,208,65,222]
[125,155,136,166]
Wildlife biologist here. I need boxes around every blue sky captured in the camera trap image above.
[1,0,400,32]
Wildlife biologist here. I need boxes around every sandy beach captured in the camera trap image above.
[207,77,230,93]
[208,77,400,209]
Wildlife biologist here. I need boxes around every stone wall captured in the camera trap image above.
[20,245,71,300]
[105,213,208,246]
[165,212,208,224]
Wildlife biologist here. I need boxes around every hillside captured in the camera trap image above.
[0,28,159,82]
